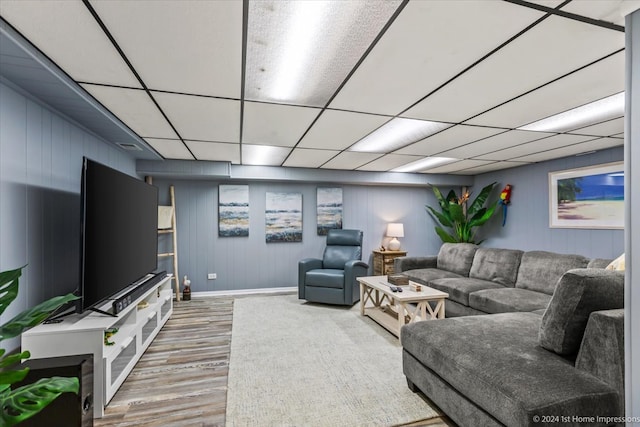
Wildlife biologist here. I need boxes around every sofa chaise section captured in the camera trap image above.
[401,267,625,427]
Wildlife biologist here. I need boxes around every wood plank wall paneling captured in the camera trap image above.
[0,82,136,343]
[152,179,444,293]
[473,147,624,259]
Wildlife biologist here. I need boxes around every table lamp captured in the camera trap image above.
[386,223,404,251]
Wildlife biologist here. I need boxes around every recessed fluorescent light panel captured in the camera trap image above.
[392,157,457,173]
[519,92,624,133]
[350,118,452,153]
[242,144,291,166]
[245,1,402,106]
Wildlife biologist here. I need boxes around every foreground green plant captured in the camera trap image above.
[426,182,498,244]
[0,266,79,426]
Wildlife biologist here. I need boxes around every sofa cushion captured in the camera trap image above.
[588,258,613,269]
[401,313,621,426]
[402,268,463,286]
[436,243,478,276]
[539,269,625,356]
[515,251,589,295]
[323,246,361,269]
[430,277,504,306]
[305,269,345,288]
[469,288,551,314]
[468,247,523,286]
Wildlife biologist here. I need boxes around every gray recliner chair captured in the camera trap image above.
[298,229,369,306]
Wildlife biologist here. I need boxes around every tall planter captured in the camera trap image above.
[426,182,498,244]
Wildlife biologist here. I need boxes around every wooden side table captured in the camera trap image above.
[372,249,407,275]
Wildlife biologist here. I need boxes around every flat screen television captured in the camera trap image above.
[79,157,158,313]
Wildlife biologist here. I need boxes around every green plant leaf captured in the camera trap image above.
[0,367,30,393]
[0,294,78,342]
[448,203,465,223]
[434,227,458,243]
[431,185,448,210]
[467,182,496,216]
[0,376,79,426]
[445,189,458,204]
[0,350,30,370]
[426,206,453,227]
[0,267,24,318]
[469,202,498,227]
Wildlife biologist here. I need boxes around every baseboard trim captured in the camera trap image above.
[176,287,297,298]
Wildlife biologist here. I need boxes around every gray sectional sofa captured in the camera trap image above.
[395,243,625,426]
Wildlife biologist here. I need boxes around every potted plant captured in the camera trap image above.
[426,182,498,244]
[0,266,79,426]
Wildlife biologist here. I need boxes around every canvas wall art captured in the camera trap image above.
[549,162,624,229]
[317,187,343,235]
[265,192,302,242]
[219,185,249,237]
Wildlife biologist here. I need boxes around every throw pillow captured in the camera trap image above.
[605,253,625,271]
[538,268,625,356]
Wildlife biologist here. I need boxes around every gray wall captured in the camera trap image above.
[0,81,136,335]
[152,148,626,294]
[153,179,448,292]
[474,147,624,259]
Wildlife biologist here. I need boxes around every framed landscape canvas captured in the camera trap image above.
[219,185,249,237]
[266,192,302,242]
[317,187,343,235]
[549,162,624,229]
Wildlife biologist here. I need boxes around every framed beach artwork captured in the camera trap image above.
[317,187,343,235]
[265,192,302,242]
[549,162,624,229]
[219,185,249,237]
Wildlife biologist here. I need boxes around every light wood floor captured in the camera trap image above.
[95,295,454,427]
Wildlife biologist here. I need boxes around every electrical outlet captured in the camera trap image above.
[207,273,217,280]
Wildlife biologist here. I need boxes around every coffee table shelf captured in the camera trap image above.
[357,275,448,338]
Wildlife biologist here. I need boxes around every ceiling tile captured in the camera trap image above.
[185,140,240,163]
[467,51,624,128]
[242,144,292,166]
[357,154,423,171]
[0,1,140,87]
[512,137,624,162]
[82,84,177,138]
[474,134,595,161]
[298,110,390,150]
[282,148,340,168]
[561,0,640,27]
[329,0,544,115]
[89,0,242,98]
[404,15,624,123]
[395,125,507,156]
[243,102,320,147]
[144,138,194,160]
[320,152,382,170]
[152,92,240,142]
[437,129,554,158]
[458,161,529,175]
[245,1,402,106]
[566,116,624,136]
[421,159,494,174]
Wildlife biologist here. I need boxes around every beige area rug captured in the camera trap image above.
[225,294,438,427]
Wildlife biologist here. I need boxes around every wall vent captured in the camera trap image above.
[116,142,142,151]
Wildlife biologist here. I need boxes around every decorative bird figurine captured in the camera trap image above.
[499,184,512,226]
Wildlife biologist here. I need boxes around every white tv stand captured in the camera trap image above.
[22,275,173,418]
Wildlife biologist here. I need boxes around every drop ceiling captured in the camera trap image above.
[0,0,635,175]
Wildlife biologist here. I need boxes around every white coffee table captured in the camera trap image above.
[357,275,449,338]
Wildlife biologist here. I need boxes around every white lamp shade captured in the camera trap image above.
[386,223,404,238]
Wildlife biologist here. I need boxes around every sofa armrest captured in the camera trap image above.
[394,256,437,273]
[576,309,625,414]
[298,258,323,298]
[345,260,369,303]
